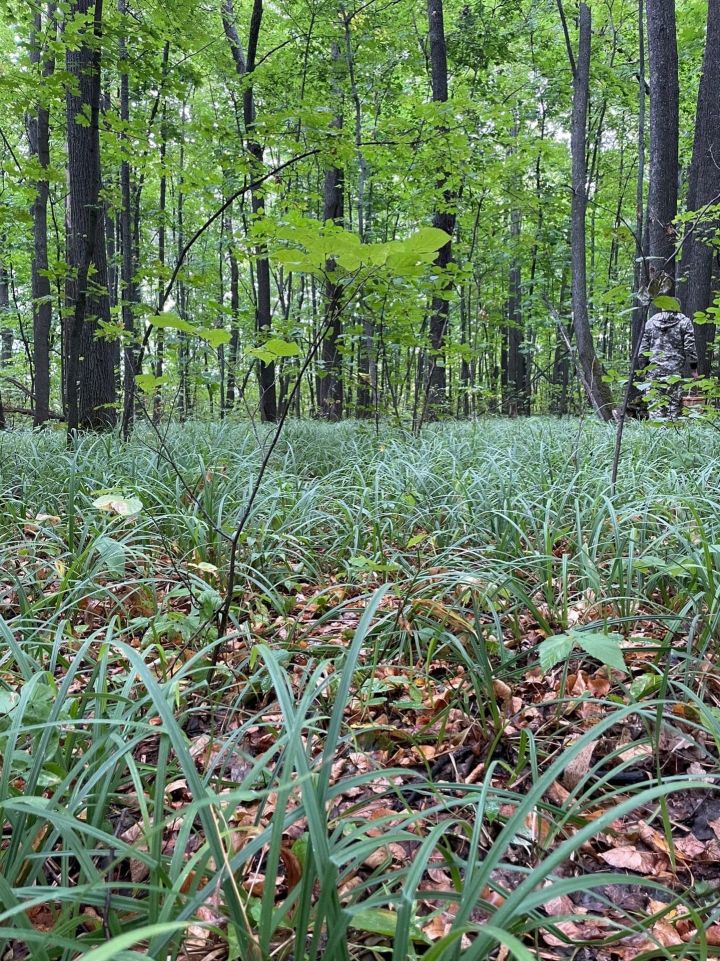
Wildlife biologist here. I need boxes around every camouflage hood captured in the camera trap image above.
[654,311,681,330]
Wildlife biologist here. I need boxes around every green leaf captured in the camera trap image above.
[404,227,452,253]
[135,373,168,394]
[273,248,316,271]
[349,908,399,937]
[151,312,195,334]
[576,631,626,672]
[79,924,192,961]
[94,536,126,576]
[198,327,231,347]
[652,295,681,312]
[249,337,301,362]
[538,633,574,672]
[92,494,143,517]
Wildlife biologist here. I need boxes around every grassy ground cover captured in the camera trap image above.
[1,417,720,960]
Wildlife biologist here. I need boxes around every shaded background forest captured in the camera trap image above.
[0,0,718,430]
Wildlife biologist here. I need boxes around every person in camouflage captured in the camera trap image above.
[638,309,698,418]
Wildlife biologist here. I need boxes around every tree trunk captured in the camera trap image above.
[225,210,241,410]
[222,0,277,422]
[65,0,116,433]
[504,205,526,416]
[153,98,168,425]
[119,0,137,436]
[631,0,647,353]
[318,42,344,421]
[0,261,11,367]
[646,0,679,283]
[569,3,614,419]
[27,3,55,428]
[341,8,374,419]
[425,0,455,418]
[176,145,191,422]
[678,0,720,374]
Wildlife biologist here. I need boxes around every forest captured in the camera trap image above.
[1,0,720,958]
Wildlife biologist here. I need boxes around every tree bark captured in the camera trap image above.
[631,0,648,354]
[646,0,679,283]
[222,0,277,422]
[27,3,55,427]
[65,0,116,433]
[0,261,11,367]
[425,0,455,418]
[225,209,241,410]
[569,2,614,419]
[678,0,720,374]
[119,0,137,436]
[505,206,526,415]
[317,42,344,421]
[153,97,168,424]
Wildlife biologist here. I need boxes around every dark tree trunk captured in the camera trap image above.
[341,10,374,419]
[568,3,614,419]
[632,0,647,352]
[504,206,526,415]
[119,0,137,436]
[153,98,168,425]
[646,0,679,283]
[27,3,55,427]
[0,262,11,367]
[425,0,455,418]
[222,0,277,422]
[225,210,241,410]
[65,0,116,433]
[176,146,191,422]
[678,0,720,374]
[318,42,344,421]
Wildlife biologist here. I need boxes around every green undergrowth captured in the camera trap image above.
[1,417,720,960]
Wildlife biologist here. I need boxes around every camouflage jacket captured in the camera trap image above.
[639,311,697,377]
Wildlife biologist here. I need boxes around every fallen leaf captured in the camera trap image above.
[599,846,661,874]
[563,739,597,790]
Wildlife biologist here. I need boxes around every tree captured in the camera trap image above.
[119,0,137,436]
[317,41,345,421]
[646,0,679,282]
[222,0,277,423]
[564,1,614,420]
[65,0,117,433]
[678,0,720,374]
[424,0,455,418]
[27,3,56,427]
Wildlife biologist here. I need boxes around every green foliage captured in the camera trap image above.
[539,629,627,673]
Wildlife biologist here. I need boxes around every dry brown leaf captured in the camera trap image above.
[599,846,661,874]
[563,739,597,790]
[682,924,720,945]
[707,816,720,841]
[363,842,406,869]
[423,914,452,941]
[546,780,571,806]
[636,821,672,857]
[542,919,610,947]
[650,921,684,947]
[26,904,55,932]
[542,893,575,917]
[675,834,707,860]
[280,843,302,892]
[493,678,512,702]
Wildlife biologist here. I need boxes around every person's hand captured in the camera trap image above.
[692,369,700,379]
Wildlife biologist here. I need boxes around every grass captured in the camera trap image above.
[1,416,720,959]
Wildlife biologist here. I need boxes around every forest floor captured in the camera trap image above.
[2,417,720,961]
